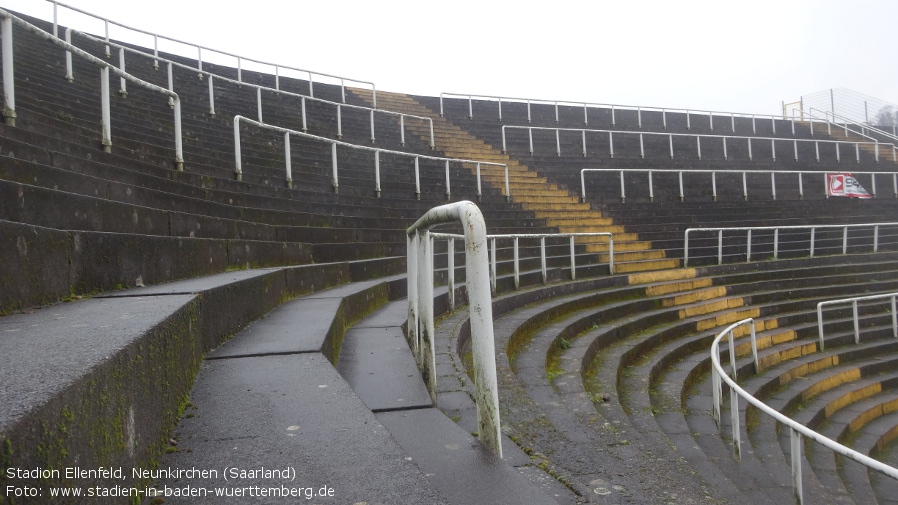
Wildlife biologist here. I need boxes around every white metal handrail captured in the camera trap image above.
[710,318,898,504]
[683,222,898,266]
[48,0,377,107]
[817,292,898,351]
[580,168,898,203]
[234,115,509,198]
[440,91,790,132]
[503,125,896,164]
[65,28,434,149]
[406,201,501,457]
[807,108,898,144]
[431,232,613,306]
[0,9,183,169]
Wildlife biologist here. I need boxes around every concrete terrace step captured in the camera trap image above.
[336,297,566,504]
[351,90,678,276]
[0,258,403,503]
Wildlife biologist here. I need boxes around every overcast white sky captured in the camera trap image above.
[2,0,895,116]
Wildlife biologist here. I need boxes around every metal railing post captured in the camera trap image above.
[100,66,111,152]
[118,47,127,96]
[374,150,381,197]
[791,429,804,505]
[513,237,520,289]
[490,237,497,293]
[446,237,456,310]
[208,75,215,116]
[65,28,73,82]
[414,156,420,199]
[336,104,342,138]
[284,131,292,188]
[331,143,339,193]
[417,229,436,402]
[540,237,547,284]
[2,15,15,126]
[445,160,451,200]
[407,235,418,354]
[172,97,183,171]
[569,236,576,280]
[233,117,243,181]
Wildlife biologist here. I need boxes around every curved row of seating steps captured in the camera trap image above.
[433,95,889,157]
[9,14,519,207]
[430,252,898,503]
[150,237,607,504]
[2,12,606,312]
[425,96,897,206]
[604,200,898,266]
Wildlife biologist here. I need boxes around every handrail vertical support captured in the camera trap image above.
[374,150,381,197]
[2,15,16,126]
[569,236,576,280]
[513,237,520,289]
[447,237,455,310]
[100,66,111,152]
[791,429,804,505]
[284,131,292,188]
[540,237,547,284]
[331,143,339,193]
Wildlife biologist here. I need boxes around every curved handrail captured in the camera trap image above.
[710,318,898,503]
[66,28,434,148]
[683,222,898,266]
[406,201,501,457]
[234,115,509,199]
[0,9,183,168]
[502,125,897,162]
[807,107,898,144]
[48,0,376,106]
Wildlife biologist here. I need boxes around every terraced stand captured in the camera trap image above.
[6,6,898,505]
[432,252,898,504]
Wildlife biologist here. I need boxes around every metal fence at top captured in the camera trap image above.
[64,27,434,149]
[0,9,184,169]
[47,0,377,106]
[439,91,788,132]
[797,88,896,129]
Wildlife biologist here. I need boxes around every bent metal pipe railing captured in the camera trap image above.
[683,222,898,267]
[234,115,509,198]
[710,318,898,504]
[64,29,433,149]
[440,91,791,132]
[580,168,898,203]
[431,232,613,307]
[502,125,896,165]
[406,201,502,457]
[817,292,898,351]
[0,9,183,169]
[48,0,376,107]
[806,107,897,144]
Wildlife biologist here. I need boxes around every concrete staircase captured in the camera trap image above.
[351,89,679,273]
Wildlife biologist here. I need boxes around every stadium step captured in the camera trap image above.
[355,89,679,274]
